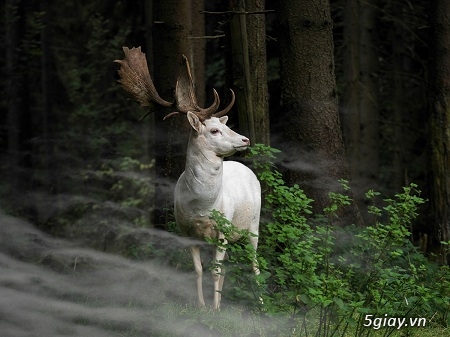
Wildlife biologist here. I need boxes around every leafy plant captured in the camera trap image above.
[243,144,450,336]
[38,11,154,231]
[171,144,449,336]
[206,209,263,308]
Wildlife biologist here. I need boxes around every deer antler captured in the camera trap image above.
[114,47,172,108]
[114,47,235,122]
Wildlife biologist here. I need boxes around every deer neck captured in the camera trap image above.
[183,135,224,206]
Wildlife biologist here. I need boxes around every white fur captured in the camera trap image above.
[174,112,261,310]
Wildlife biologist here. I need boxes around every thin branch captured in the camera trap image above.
[199,10,275,15]
[188,34,226,39]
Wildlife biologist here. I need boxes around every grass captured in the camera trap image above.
[117,299,449,337]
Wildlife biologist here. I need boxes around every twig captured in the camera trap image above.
[188,35,226,39]
[199,10,275,15]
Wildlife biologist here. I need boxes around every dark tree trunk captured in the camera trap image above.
[341,0,380,221]
[142,0,156,226]
[190,0,206,108]
[428,0,450,265]
[245,0,270,145]
[6,0,21,166]
[229,0,270,145]
[342,0,360,188]
[40,0,53,190]
[358,0,380,190]
[152,0,204,227]
[390,3,406,192]
[276,0,362,225]
[5,0,28,190]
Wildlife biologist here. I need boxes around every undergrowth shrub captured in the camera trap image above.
[207,209,263,308]
[206,144,450,336]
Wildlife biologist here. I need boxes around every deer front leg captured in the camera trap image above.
[212,240,227,311]
[191,246,205,308]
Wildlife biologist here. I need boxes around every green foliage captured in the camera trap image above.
[60,12,134,161]
[198,143,450,337]
[206,209,263,308]
[39,7,153,230]
[126,243,163,260]
[82,157,154,226]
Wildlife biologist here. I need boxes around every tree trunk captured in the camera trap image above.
[5,0,27,189]
[342,0,360,188]
[153,0,191,226]
[390,2,406,192]
[229,0,270,145]
[143,0,156,226]
[152,1,205,227]
[358,0,380,191]
[189,0,206,108]
[40,0,52,190]
[341,0,380,223]
[428,0,450,265]
[246,0,270,145]
[276,0,362,225]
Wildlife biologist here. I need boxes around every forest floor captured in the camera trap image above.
[0,210,200,336]
[0,210,447,337]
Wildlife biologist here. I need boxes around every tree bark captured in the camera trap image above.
[358,0,380,192]
[276,0,361,225]
[229,0,270,145]
[342,0,360,188]
[6,0,21,165]
[152,1,205,226]
[5,0,27,189]
[428,0,450,265]
[40,0,52,190]
[143,0,156,226]
[390,2,406,192]
[152,1,191,226]
[246,0,270,145]
[189,0,206,108]
[342,0,380,214]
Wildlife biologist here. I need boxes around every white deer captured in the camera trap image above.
[115,47,261,310]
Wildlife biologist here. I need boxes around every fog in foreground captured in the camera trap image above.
[0,211,223,337]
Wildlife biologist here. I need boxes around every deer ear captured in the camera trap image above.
[187,111,202,132]
[219,116,228,124]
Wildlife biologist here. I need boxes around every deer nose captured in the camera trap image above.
[242,137,250,146]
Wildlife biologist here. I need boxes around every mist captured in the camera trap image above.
[0,210,230,337]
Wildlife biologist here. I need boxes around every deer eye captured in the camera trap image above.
[210,129,220,135]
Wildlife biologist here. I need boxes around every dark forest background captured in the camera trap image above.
[1,0,449,265]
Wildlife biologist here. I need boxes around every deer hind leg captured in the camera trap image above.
[190,246,205,308]
[212,240,227,311]
[249,234,260,275]
[249,233,264,305]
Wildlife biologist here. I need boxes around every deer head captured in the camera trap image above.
[114,47,235,122]
[187,112,250,157]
